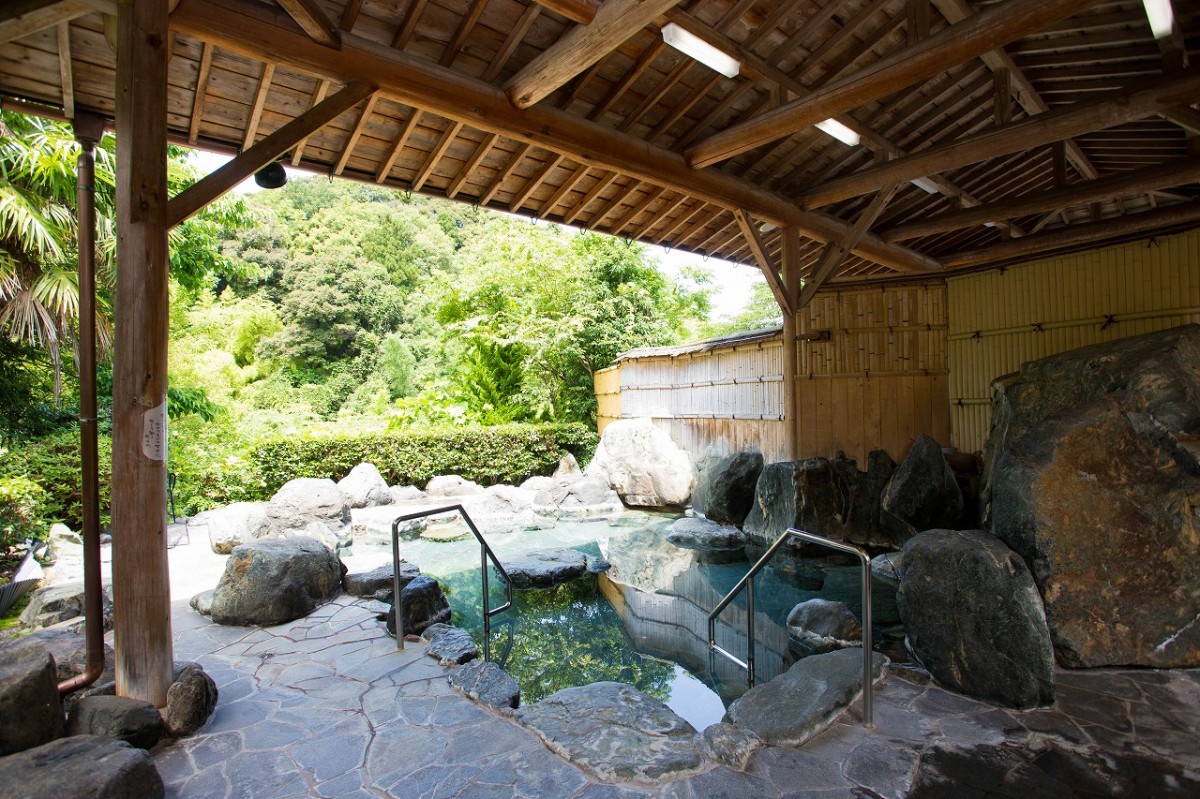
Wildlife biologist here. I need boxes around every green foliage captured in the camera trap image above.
[456,336,532,424]
[377,334,416,399]
[2,430,112,531]
[0,473,48,553]
[699,280,782,338]
[253,423,597,495]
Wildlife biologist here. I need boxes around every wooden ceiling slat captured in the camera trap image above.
[587,39,666,121]
[242,61,274,151]
[334,91,380,175]
[0,0,95,47]
[447,130,497,197]
[610,184,666,235]
[510,152,564,211]
[563,170,617,224]
[635,191,689,238]
[695,215,739,253]
[648,71,722,141]
[672,81,754,150]
[618,60,693,132]
[586,177,638,229]
[412,119,463,190]
[480,141,532,205]
[291,77,330,165]
[533,0,600,26]
[792,0,894,84]
[441,0,488,67]
[651,200,707,244]
[538,162,590,217]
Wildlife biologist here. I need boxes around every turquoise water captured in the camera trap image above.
[355,510,901,731]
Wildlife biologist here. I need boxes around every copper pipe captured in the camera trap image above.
[60,114,108,696]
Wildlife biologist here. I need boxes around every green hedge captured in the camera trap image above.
[252,422,598,496]
[2,431,112,532]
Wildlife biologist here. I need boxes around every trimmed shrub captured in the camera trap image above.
[1,431,112,532]
[0,474,49,553]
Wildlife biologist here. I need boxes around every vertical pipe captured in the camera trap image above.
[391,519,403,650]
[59,114,107,696]
[746,575,756,687]
[860,552,874,727]
[482,544,491,661]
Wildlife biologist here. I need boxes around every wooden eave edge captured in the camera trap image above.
[168,0,942,275]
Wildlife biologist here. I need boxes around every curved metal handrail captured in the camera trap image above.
[707,527,874,727]
[390,505,513,659]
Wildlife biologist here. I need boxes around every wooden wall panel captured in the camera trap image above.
[947,227,1200,454]
[594,365,621,435]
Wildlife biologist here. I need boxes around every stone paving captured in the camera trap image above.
[153,592,1200,799]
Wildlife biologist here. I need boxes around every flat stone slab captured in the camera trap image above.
[342,561,421,599]
[725,649,888,747]
[500,548,607,590]
[449,660,520,709]
[423,624,479,666]
[664,517,746,563]
[514,681,702,783]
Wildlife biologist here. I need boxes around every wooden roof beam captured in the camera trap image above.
[243,62,275,151]
[884,156,1200,240]
[588,179,637,229]
[481,142,533,205]
[798,183,898,308]
[168,80,376,227]
[1162,106,1200,136]
[171,0,939,274]
[482,5,540,82]
[447,132,497,198]
[442,0,487,67]
[610,185,666,236]
[538,162,590,217]
[291,78,330,165]
[505,0,683,109]
[275,0,340,48]
[734,209,791,315]
[563,171,617,224]
[510,153,564,212]
[686,0,1100,169]
[1,0,107,46]
[188,41,214,144]
[412,121,463,191]
[56,22,74,119]
[334,92,379,175]
[533,0,601,26]
[802,68,1200,209]
[376,109,422,184]
[392,0,426,49]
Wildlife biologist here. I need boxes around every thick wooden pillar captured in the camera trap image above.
[112,0,173,705]
[781,227,803,462]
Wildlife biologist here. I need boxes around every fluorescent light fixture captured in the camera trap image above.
[1141,0,1175,39]
[759,222,778,233]
[984,221,999,228]
[662,23,740,78]
[910,176,940,194]
[814,118,860,147]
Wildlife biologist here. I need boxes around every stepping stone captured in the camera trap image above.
[664,517,746,563]
[423,624,479,666]
[500,548,607,590]
[449,660,520,709]
[725,648,887,747]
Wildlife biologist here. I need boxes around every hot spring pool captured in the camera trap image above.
[346,509,904,731]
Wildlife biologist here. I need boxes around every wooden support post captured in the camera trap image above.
[113,0,173,707]
[781,226,802,461]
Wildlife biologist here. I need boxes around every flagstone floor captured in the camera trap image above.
[153,583,1200,799]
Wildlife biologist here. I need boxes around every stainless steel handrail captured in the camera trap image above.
[390,505,513,659]
[707,527,874,727]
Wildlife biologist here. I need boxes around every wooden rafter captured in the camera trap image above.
[168,80,377,227]
[696,215,738,253]
[1162,106,1200,136]
[275,0,340,47]
[651,201,707,244]
[907,0,930,44]
[188,41,214,144]
[618,60,693,133]
[334,92,379,175]
[587,40,666,122]
[676,205,725,248]
[170,0,941,273]
[884,157,1200,241]
[798,183,899,308]
[482,5,539,82]
[392,0,427,49]
[504,0,682,109]
[564,171,617,224]
[510,153,564,211]
[56,22,73,119]
[801,68,1200,209]
[639,192,689,238]
[610,185,666,236]
[338,0,363,32]
[291,78,330,165]
[412,121,463,191]
[538,163,590,218]
[243,61,275,151]
[1,0,102,46]
[532,0,600,26]
[376,109,423,183]
[686,0,1100,168]
[447,132,497,198]
[588,179,637,229]
[734,209,791,314]
[481,142,533,205]
[442,0,487,67]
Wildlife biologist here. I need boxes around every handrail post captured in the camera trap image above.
[391,517,404,651]
[746,575,756,687]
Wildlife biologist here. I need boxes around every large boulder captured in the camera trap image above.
[336,463,393,508]
[261,478,352,547]
[880,435,963,542]
[585,419,693,508]
[19,581,113,631]
[897,530,1055,708]
[191,501,268,554]
[424,475,485,497]
[385,575,451,637]
[208,537,343,627]
[532,477,623,521]
[692,452,763,526]
[742,459,848,554]
[664,517,746,563]
[0,645,64,755]
[786,598,862,656]
[835,450,901,549]
[499,547,605,590]
[992,397,1200,668]
[66,696,163,750]
[0,736,164,799]
[163,664,218,738]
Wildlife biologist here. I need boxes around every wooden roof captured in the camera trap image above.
[2,0,1199,293]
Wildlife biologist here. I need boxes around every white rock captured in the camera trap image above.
[425,475,485,497]
[519,476,557,492]
[585,419,694,508]
[389,485,425,503]
[263,478,351,541]
[192,501,268,554]
[337,463,394,508]
[552,453,582,479]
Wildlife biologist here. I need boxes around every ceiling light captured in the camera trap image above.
[910,176,940,194]
[759,222,778,233]
[815,118,860,147]
[662,23,740,79]
[1141,0,1175,39]
[254,161,288,189]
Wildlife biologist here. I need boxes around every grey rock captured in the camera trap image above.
[664,517,746,563]
[553,453,582,479]
[189,589,214,617]
[871,551,905,586]
[532,477,623,521]
[262,478,351,542]
[897,529,1054,709]
[422,623,479,666]
[991,395,1200,668]
[385,575,451,637]
[880,435,964,543]
[163,664,218,738]
[692,452,764,527]
[500,547,598,589]
[698,722,761,771]
[0,645,64,755]
[342,561,421,599]
[7,628,114,686]
[209,537,343,627]
[520,475,557,492]
[191,501,267,554]
[725,648,887,747]
[0,735,164,799]
[19,581,113,631]
[389,484,424,503]
[515,682,702,783]
[786,598,862,656]
[448,659,520,709]
[66,695,163,750]
[585,419,694,508]
[743,459,849,555]
[837,450,902,549]
[425,475,485,496]
[337,463,393,508]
